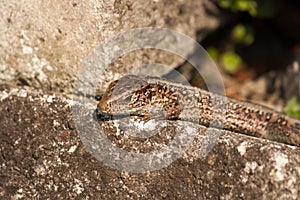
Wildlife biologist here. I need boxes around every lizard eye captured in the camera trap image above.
[95,95,102,101]
[124,96,131,104]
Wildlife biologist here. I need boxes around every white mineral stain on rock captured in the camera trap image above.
[237,141,248,156]
[244,161,258,174]
[113,45,120,51]
[31,56,49,81]
[272,152,289,181]
[68,145,78,153]
[22,44,33,54]
[0,63,7,71]
[17,89,28,98]
[73,178,84,194]
[0,88,28,101]
[0,91,9,101]
[46,94,55,103]
[53,120,60,127]
[13,188,24,199]
[131,119,159,131]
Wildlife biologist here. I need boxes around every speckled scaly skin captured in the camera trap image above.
[97,75,300,147]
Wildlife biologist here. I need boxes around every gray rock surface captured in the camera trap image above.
[2,1,299,199]
[0,0,220,95]
[1,86,300,199]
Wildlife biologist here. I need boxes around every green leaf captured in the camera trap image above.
[218,0,257,13]
[234,0,252,12]
[232,24,254,45]
[218,0,235,10]
[220,51,242,74]
[284,97,300,119]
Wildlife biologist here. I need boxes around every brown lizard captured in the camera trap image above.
[96,75,300,147]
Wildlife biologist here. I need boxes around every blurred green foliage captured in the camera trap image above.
[207,46,219,60]
[207,23,251,74]
[220,51,242,74]
[232,24,254,45]
[284,97,300,119]
[208,47,242,74]
[218,0,276,18]
[213,0,299,116]
[209,0,276,74]
[253,0,276,18]
[218,0,257,14]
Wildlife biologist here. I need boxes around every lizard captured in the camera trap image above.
[96,75,300,147]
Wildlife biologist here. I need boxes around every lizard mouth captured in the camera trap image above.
[94,107,133,121]
[93,107,112,121]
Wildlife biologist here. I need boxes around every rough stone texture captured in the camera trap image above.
[2,1,299,199]
[1,86,300,199]
[0,0,220,95]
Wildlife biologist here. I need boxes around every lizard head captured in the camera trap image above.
[97,75,148,115]
[97,75,181,119]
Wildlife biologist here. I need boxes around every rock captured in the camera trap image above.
[0,0,221,96]
[1,85,299,199]
[2,1,298,199]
